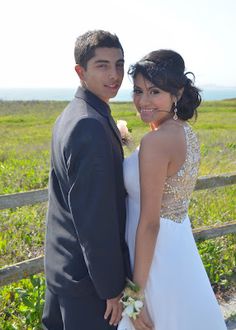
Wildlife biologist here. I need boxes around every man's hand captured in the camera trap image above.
[104,294,123,326]
[132,305,153,330]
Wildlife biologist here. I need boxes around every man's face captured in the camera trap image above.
[76,47,124,103]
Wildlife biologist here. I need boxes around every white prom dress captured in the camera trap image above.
[118,124,227,330]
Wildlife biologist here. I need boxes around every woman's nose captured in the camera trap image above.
[139,93,150,107]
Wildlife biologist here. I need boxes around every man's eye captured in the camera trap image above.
[97,64,107,68]
[117,63,124,68]
[133,89,142,94]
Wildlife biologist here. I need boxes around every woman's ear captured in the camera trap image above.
[75,64,85,80]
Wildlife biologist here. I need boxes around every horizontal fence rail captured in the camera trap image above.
[1,221,236,287]
[193,221,236,241]
[0,172,236,211]
[0,189,48,210]
[0,172,236,287]
[0,256,44,287]
[194,172,236,191]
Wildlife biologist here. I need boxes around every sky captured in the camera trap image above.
[0,0,235,90]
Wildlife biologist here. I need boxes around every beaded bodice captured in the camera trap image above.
[123,123,200,226]
[160,124,200,222]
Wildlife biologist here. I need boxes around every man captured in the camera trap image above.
[42,30,131,330]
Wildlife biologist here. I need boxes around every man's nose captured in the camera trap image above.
[109,67,119,80]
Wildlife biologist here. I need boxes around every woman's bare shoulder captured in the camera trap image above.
[139,131,169,167]
[140,126,173,150]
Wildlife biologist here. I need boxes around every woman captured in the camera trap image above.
[118,50,227,330]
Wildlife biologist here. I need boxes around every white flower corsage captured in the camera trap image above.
[116,120,132,146]
[120,279,144,320]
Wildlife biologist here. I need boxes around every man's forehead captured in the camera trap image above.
[92,47,124,62]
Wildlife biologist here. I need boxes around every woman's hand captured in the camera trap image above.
[132,305,153,330]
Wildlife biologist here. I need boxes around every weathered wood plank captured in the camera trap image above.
[195,172,236,190]
[193,221,236,241]
[0,189,48,210]
[0,256,44,287]
[1,221,236,287]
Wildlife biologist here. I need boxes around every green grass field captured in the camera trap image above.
[0,99,236,329]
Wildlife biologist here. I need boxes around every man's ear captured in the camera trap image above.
[75,64,85,80]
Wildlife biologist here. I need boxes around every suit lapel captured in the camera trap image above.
[75,87,124,158]
[107,114,124,159]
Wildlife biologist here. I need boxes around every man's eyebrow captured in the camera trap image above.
[93,59,125,64]
[94,60,110,64]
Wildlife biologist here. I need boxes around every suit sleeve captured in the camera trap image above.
[66,118,125,299]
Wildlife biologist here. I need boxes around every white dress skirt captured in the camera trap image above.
[118,149,227,330]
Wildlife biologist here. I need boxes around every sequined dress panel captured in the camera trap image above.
[160,124,200,222]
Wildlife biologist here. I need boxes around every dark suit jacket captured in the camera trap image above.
[45,87,130,300]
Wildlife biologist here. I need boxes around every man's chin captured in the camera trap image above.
[109,90,120,99]
[101,88,120,102]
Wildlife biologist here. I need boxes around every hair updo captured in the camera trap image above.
[128,49,201,120]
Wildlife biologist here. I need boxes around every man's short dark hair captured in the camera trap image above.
[74,30,124,68]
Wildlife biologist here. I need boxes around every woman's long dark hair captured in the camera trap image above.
[128,49,201,120]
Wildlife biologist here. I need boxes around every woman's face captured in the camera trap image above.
[133,73,176,126]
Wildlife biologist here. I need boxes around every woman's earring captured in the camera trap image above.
[173,101,178,120]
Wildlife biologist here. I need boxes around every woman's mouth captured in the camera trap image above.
[140,109,154,114]
[139,108,156,122]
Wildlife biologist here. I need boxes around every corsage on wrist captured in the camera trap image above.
[120,278,144,320]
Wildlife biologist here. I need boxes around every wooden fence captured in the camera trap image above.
[0,172,236,287]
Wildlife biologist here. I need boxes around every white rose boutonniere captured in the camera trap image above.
[117,120,132,146]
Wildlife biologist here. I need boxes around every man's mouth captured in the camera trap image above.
[105,83,119,89]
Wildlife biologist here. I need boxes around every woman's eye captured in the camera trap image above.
[150,89,160,94]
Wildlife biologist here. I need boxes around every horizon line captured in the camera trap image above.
[0,84,236,90]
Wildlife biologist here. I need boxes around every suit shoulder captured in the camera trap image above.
[55,98,105,132]
[66,97,103,120]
